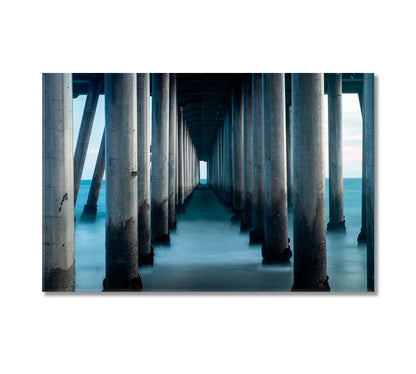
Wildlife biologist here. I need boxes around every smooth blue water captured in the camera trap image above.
[74,178,367,292]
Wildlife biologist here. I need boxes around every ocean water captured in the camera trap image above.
[74,178,367,292]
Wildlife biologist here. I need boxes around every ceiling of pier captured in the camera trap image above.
[72,73,364,161]
[176,73,236,160]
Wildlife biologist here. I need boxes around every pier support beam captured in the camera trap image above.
[357,89,367,242]
[42,73,75,291]
[327,73,346,231]
[364,73,375,291]
[232,81,244,215]
[73,80,101,204]
[184,123,189,200]
[250,73,265,243]
[262,73,291,263]
[286,100,293,209]
[226,104,234,205]
[137,73,153,266]
[168,74,177,229]
[103,73,141,291]
[242,75,253,231]
[292,73,329,291]
[81,129,105,221]
[223,114,231,204]
[178,107,184,206]
[151,73,170,243]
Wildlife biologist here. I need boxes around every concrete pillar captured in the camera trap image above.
[364,73,374,292]
[286,100,293,209]
[210,139,214,190]
[242,75,253,230]
[207,154,211,187]
[137,73,153,266]
[223,123,227,199]
[168,74,177,228]
[250,73,265,243]
[151,73,170,243]
[81,129,105,221]
[198,154,200,185]
[357,89,367,242]
[104,73,141,291]
[227,104,234,205]
[193,145,197,190]
[73,80,101,204]
[262,73,291,263]
[184,124,188,199]
[217,126,221,196]
[175,107,179,206]
[219,127,222,196]
[232,81,244,214]
[291,73,329,291]
[327,73,346,231]
[42,73,75,291]
[178,107,184,206]
[223,117,230,203]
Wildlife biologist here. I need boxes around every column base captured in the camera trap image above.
[80,204,97,222]
[231,214,241,222]
[139,247,154,267]
[103,275,143,291]
[169,220,177,230]
[357,228,367,243]
[231,210,242,222]
[43,264,75,292]
[326,219,346,232]
[152,233,170,244]
[261,244,292,264]
[292,276,330,292]
[240,219,251,231]
[249,229,264,244]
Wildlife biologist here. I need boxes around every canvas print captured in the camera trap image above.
[42,73,374,292]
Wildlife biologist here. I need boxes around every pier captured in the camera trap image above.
[42,73,374,292]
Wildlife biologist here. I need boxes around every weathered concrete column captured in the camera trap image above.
[194,145,197,190]
[219,125,224,199]
[292,73,329,291]
[242,75,253,231]
[286,100,293,209]
[232,81,244,214]
[137,73,153,266]
[104,73,141,291]
[184,124,189,199]
[151,73,170,243]
[327,73,346,231]
[42,73,75,291]
[226,104,234,205]
[81,129,105,221]
[198,155,201,185]
[223,117,230,203]
[178,107,184,206]
[73,80,101,204]
[208,154,211,187]
[262,73,291,263]
[218,125,222,196]
[250,73,265,243]
[357,89,367,242]
[168,74,177,228]
[364,73,374,292]
[175,112,179,207]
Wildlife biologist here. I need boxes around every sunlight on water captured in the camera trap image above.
[74,179,366,292]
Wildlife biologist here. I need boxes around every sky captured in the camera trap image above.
[73,90,362,181]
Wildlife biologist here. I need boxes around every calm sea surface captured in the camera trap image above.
[74,178,367,292]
